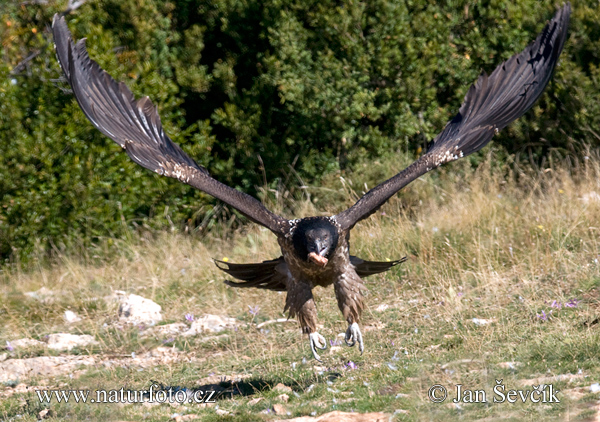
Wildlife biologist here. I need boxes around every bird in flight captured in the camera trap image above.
[52,3,570,361]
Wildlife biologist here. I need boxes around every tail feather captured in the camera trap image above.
[350,256,407,278]
[214,257,288,291]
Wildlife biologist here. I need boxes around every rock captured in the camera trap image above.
[273,404,287,415]
[471,318,495,326]
[10,338,45,349]
[0,353,7,362]
[591,383,600,393]
[64,310,81,323]
[277,393,289,403]
[182,314,237,335]
[248,397,263,405]
[24,287,56,304]
[215,409,230,416]
[116,294,163,325]
[0,355,95,383]
[38,409,55,419]
[274,411,390,422]
[274,383,293,393]
[47,333,98,351]
[142,323,188,338]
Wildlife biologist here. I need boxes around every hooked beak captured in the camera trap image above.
[308,251,328,267]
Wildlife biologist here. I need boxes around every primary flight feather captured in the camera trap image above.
[52,3,570,361]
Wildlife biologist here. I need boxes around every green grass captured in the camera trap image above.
[3,152,600,421]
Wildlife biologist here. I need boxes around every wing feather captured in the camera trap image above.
[52,15,289,235]
[335,3,570,230]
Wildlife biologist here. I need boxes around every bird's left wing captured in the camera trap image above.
[334,3,570,231]
[52,14,290,236]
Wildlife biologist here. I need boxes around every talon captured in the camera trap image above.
[345,322,364,354]
[309,332,327,361]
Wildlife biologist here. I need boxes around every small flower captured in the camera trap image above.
[345,361,357,370]
[222,257,229,262]
[163,337,175,344]
[6,341,14,352]
[565,299,579,308]
[537,225,544,230]
[457,292,463,297]
[248,305,260,316]
[550,300,562,309]
[185,313,195,322]
[537,310,549,321]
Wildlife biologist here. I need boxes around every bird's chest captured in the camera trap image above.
[278,236,350,288]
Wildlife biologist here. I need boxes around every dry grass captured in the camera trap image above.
[3,152,600,421]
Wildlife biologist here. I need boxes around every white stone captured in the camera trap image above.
[24,287,56,304]
[142,323,188,337]
[47,333,98,351]
[182,314,237,335]
[472,318,495,326]
[10,338,45,349]
[64,310,81,323]
[0,355,95,383]
[115,293,163,325]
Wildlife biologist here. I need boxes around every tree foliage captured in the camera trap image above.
[1,0,599,261]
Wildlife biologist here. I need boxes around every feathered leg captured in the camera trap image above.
[334,272,365,353]
[284,280,327,361]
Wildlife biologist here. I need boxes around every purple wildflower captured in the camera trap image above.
[537,310,552,321]
[565,299,579,308]
[550,300,562,309]
[457,292,464,297]
[345,361,357,370]
[163,337,175,344]
[185,313,195,322]
[248,305,260,316]
[6,341,14,352]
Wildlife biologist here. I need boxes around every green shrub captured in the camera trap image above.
[1,0,599,262]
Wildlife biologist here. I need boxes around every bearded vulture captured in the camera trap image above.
[52,3,570,361]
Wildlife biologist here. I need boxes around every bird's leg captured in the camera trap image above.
[284,280,327,361]
[334,272,365,354]
[345,322,364,353]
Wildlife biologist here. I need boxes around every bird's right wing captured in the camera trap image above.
[334,3,570,231]
[52,14,290,236]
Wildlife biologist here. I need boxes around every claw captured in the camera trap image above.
[345,322,364,354]
[309,332,327,361]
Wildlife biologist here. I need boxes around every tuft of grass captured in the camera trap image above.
[3,152,600,420]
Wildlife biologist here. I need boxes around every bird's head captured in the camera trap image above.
[292,217,340,267]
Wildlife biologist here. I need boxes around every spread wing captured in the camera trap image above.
[335,3,570,231]
[52,14,290,236]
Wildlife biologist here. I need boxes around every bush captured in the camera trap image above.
[1,0,599,262]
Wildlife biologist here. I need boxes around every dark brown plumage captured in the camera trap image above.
[52,3,570,361]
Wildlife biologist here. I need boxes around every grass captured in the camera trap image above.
[2,150,600,421]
